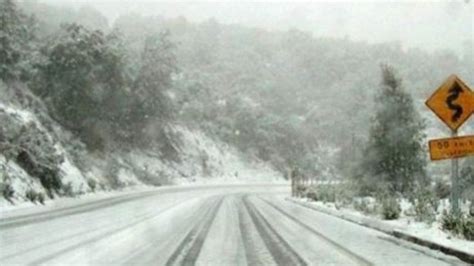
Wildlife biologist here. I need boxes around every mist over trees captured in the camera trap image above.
[355,65,427,196]
[1,0,473,185]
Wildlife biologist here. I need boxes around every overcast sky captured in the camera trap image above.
[38,0,473,55]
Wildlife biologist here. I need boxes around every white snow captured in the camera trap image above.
[294,197,474,256]
[0,155,45,204]
[1,185,462,265]
[0,102,34,124]
[59,157,88,194]
[0,185,158,218]
[171,125,283,184]
[1,101,283,209]
[123,125,284,186]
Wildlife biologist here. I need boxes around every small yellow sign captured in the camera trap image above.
[425,75,474,131]
[428,135,474,161]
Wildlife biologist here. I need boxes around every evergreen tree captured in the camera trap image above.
[360,65,427,195]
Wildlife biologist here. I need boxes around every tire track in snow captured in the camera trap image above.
[24,197,199,266]
[242,196,308,266]
[109,196,218,265]
[0,191,164,230]
[0,185,248,230]
[165,196,224,266]
[237,195,276,266]
[193,195,246,266]
[258,197,373,266]
[1,222,107,261]
[238,197,260,266]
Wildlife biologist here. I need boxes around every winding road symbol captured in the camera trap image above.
[426,75,473,131]
[446,82,464,123]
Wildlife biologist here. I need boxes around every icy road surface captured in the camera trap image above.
[0,185,465,265]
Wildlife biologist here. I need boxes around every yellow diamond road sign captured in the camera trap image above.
[425,75,474,131]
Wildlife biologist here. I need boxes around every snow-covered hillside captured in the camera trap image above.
[0,100,283,206]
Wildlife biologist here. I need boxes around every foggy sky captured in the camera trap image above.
[38,0,473,54]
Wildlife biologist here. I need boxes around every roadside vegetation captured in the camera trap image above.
[297,68,474,240]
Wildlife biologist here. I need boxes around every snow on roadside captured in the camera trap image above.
[388,219,474,255]
[0,184,158,218]
[294,197,474,256]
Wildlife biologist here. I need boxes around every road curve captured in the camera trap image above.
[0,184,465,266]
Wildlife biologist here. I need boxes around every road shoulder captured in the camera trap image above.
[286,197,474,264]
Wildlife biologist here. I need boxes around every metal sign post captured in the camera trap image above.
[451,130,460,215]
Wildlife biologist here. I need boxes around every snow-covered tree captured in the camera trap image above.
[0,0,24,81]
[0,0,41,83]
[133,30,176,122]
[116,30,177,146]
[33,23,128,149]
[359,65,427,195]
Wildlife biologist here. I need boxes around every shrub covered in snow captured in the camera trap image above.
[441,211,474,241]
[434,178,451,200]
[62,182,75,197]
[25,189,38,203]
[87,178,97,192]
[1,183,15,201]
[103,159,123,189]
[0,104,64,198]
[25,189,45,204]
[464,217,474,241]
[381,197,401,220]
[37,192,45,205]
[460,158,474,201]
[305,184,338,203]
[296,184,308,198]
[306,190,318,201]
[353,197,378,215]
[411,188,438,224]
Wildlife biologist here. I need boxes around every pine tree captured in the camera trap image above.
[361,65,427,195]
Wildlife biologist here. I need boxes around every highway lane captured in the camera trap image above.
[0,185,466,265]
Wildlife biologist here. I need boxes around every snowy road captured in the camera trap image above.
[0,185,465,265]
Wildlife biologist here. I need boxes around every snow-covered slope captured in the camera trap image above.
[0,100,282,206]
[0,101,89,199]
[111,125,283,186]
[167,125,283,184]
